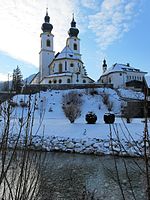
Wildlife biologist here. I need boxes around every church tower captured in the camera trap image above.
[102,59,107,73]
[66,15,81,60]
[39,9,55,81]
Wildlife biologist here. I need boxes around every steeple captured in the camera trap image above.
[68,14,79,37]
[39,8,55,81]
[71,13,76,27]
[41,8,53,33]
[102,59,107,73]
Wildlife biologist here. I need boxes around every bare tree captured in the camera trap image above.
[62,91,82,123]
[0,93,46,200]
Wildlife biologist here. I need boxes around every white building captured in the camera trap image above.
[98,60,147,88]
[31,10,94,85]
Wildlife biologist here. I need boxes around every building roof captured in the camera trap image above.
[55,46,79,60]
[102,63,147,76]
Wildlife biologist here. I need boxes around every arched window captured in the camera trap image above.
[54,80,57,84]
[46,39,51,47]
[49,80,52,84]
[67,79,71,83]
[74,43,77,50]
[59,79,62,84]
[83,80,86,83]
[59,63,63,73]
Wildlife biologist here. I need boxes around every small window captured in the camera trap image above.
[101,79,104,83]
[54,80,57,84]
[109,78,111,83]
[47,39,51,47]
[76,79,79,82]
[49,80,52,84]
[65,61,67,71]
[83,80,86,83]
[59,79,62,83]
[120,73,122,76]
[59,63,63,73]
[74,43,77,50]
[67,79,71,83]
[70,63,74,67]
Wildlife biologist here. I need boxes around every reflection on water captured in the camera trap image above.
[38,152,146,200]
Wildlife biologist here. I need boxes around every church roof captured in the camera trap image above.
[55,46,79,60]
[102,63,147,76]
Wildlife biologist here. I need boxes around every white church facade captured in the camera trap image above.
[31,10,94,85]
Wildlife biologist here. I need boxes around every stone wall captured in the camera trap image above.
[22,83,113,94]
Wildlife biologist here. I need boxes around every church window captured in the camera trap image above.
[67,79,71,83]
[49,80,52,84]
[70,63,74,67]
[65,61,67,71]
[109,78,111,83]
[59,79,62,83]
[46,39,51,47]
[74,43,77,50]
[101,79,104,83]
[53,64,55,73]
[59,63,63,73]
[54,80,57,84]
[83,80,86,83]
[120,73,122,76]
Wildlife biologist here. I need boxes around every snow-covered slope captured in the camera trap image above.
[0,88,147,155]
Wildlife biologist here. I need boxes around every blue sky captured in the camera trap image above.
[0,0,149,81]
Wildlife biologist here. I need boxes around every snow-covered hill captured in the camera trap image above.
[0,88,147,156]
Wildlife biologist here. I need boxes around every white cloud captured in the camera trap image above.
[80,0,99,9]
[88,0,141,50]
[0,73,10,82]
[0,0,143,72]
[0,0,77,67]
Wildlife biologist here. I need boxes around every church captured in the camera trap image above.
[31,10,94,85]
[31,9,147,89]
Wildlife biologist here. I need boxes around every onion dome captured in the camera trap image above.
[103,59,107,67]
[68,14,79,37]
[41,8,53,33]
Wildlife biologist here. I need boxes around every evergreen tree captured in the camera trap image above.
[12,66,23,93]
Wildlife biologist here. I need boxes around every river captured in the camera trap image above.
[37,152,146,200]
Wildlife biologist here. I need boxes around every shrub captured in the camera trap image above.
[102,93,109,105]
[85,112,97,124]
[20,99,28,107]
[90,90,98,96]
[9,101,18,107]
[62,91,82,123]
